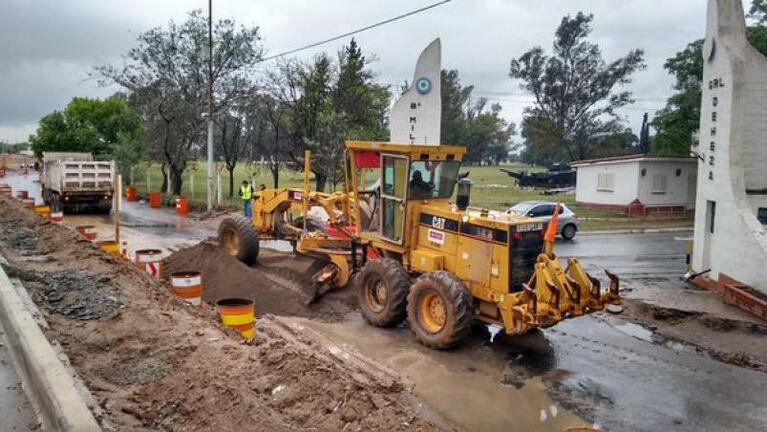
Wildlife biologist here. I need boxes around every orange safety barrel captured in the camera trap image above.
[34,205,51,218]
[0,184,12,198]
[175,197,189,216]
[126,187,138,202]
[21,198,35,209]
[50,211,64,225]
[76,225,97,242]
[16,190,28,200]
[135,249,163,278]
[216,298,255,342]
[170,271,203,306]
[0,167,5,177]
[97,241,120,256]
[149,193,162,208]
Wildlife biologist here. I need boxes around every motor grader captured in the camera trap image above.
[218,141,621,349]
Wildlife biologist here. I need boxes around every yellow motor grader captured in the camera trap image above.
[218,141,620,349]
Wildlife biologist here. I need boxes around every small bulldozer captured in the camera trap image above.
[218,141,620,349]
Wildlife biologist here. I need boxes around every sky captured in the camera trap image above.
[0,0,713,144]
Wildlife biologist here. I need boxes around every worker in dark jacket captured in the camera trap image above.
[239,180,255,218]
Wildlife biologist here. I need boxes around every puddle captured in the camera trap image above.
[287,314,595,432]
[613,322,655,342]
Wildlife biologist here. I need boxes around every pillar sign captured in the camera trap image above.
[390,39,442,146]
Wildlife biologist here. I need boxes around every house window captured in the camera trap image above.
[651,174,668,194]
[597,173,615,192]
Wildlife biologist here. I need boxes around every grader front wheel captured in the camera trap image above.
[356,258,410,327]
[218,216,260,265]
[407,272,474,349]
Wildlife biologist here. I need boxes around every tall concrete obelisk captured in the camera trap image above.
[692,0,767,295]
[390,39,442,145]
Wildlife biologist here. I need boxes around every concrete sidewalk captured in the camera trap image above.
[0,331,37,431]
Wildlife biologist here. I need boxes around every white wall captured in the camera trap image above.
[692,0,767,295]
[636,161,697,207]
[575,162,639,206]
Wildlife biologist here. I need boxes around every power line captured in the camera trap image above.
[257,0,453,63]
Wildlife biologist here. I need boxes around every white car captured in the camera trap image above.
[507,201,580,240]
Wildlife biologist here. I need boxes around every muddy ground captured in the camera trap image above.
[0,197,437,431]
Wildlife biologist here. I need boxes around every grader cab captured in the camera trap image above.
[217,141,621,349]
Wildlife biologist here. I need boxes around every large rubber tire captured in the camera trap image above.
[407,272,474,349]
[356,258,411,327]
[561,223,577,241]
[218,216,260,265]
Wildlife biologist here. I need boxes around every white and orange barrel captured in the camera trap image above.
[75,225,97,242]
[16,190,28,200]
[170,271,203,306]
[135,249,163,279]
[21,198,35,209]
[50,211,64,225]
[0,184,13,198]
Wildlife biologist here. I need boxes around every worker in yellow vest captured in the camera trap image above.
[239,180,255,218]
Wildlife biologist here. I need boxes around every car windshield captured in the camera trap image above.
[408,160,461,200]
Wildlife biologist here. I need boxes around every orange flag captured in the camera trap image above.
[544,203,561,244]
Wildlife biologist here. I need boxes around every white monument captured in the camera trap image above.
[691,0,767,298]
[390,38,442,145]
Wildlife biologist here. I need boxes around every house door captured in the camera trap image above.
[381,154,408,243]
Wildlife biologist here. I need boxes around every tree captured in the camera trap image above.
[638,112,651,153]
[652,16,767,156]
[510,12,645,162]
[440,69,515,164]
[93,10,263,195]
[271,40,390,192]
[29,97,144,171]
[216,112,245,198]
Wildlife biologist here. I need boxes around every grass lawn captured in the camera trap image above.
[126,161,691,231]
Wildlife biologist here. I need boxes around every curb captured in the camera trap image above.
[580,227,693,236]
[0,258,101,431]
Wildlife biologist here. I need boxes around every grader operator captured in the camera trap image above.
[218,141,621,349]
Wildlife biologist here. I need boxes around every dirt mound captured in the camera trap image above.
[163,241,356,321]
[0,197,434,431]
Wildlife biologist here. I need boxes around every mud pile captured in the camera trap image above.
[0,197,434,431]
[163,241,356,320]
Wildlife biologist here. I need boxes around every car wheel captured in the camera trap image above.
[561,223,577,240]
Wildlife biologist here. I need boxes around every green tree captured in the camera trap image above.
[510,12,645,162]
[29,97,144,172]
[272,40,391,192]
[652,16,767,156]
[440,69,515,164]
[94,10,263,195]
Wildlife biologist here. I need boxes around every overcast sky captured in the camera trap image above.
[0,0,714,143]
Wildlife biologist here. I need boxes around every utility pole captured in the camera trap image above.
[206,0,214,212]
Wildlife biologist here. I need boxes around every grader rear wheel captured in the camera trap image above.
[218,216,260,265]
[407,272,474,349]
[356,258,410,327]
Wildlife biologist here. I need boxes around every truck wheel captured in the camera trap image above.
[218,216,260,265]
[561,223,577,240]
[357,258,410,327]
[407,272,474,349]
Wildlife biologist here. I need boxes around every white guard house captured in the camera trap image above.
[571,154,697,216]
